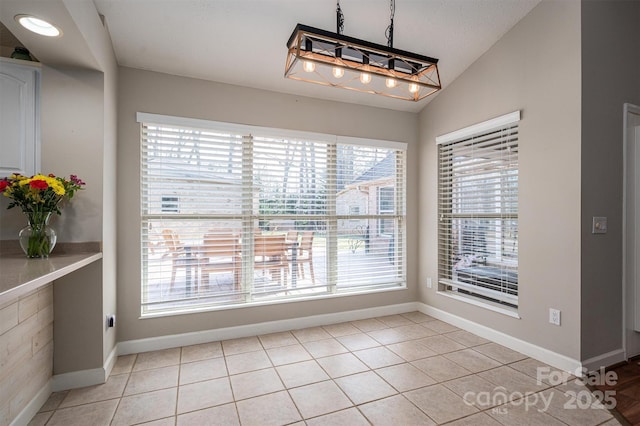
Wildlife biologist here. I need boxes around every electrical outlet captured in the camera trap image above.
[549,308,561,326]
[106,314,116,328]
[592,217,607,234]
[427,277,432,289]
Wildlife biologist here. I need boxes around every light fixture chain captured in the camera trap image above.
[336,0,344,34]
[386,0,395,48]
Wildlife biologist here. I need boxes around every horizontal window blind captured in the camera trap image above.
[139,114,406,315]
[437,112,519,307]
[336,147,405,290]
[142,124,245,216]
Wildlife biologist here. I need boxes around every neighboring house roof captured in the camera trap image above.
[337,153,395,197]
[351,153,395,185]
[148,162,242,186]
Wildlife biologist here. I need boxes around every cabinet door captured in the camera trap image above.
[0,59,40,177]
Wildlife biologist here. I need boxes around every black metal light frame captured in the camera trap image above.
[285,23,441,102]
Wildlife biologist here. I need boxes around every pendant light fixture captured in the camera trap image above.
[285,0,441,102]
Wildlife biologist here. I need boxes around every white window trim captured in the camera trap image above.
[437,290,521,318]
[136,112,407,150]
[436,111,521,145]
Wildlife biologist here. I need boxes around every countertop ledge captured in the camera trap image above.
[0,241,102,306]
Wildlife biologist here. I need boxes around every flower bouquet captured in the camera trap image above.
[0,173,85,258]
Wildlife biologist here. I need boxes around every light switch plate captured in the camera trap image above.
[592,217,607,234]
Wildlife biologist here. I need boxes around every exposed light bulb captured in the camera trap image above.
[385,78,397,88]
[409,82,420,93]
[303,60,315,73]
[360,72,372,84]
[332,67,344,78]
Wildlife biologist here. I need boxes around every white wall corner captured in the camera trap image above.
[418,303,582,373]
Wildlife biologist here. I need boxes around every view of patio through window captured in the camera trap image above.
[139,113,406,315]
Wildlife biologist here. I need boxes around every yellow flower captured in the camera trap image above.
[46,177,65,195]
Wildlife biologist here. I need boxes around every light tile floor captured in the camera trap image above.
[29,312,625,426]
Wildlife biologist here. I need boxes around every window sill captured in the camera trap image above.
[140,283,407,319]
[436,290,520,319]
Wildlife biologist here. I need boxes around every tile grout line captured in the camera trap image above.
[173,348,182,421]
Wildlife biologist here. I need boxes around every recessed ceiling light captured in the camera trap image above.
[14,15,61,37]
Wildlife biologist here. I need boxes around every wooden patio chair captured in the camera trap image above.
[199,233,242,292]
[297,231,315,285]
[286,230,298,243]
[254,234,289,286]
[161,229,198,293]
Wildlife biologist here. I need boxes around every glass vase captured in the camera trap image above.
[19,212,57,258]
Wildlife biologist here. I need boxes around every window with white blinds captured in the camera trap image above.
[437,111,519,308]
[138,113,406,315]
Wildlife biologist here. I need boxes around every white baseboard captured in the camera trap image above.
[582,349,626,372]
[10,380,51,426]
[52,367,107,392]
[118,302,419,355]
[418,303,582,374]
[104,345,118,378]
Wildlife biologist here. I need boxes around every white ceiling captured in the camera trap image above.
[5,0,542,113]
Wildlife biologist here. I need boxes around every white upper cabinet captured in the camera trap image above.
[0,58,40,178]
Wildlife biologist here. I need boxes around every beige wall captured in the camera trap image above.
[40,67,104,242]
[580,0,640,361]
[54,261,103,374]
[116,67,419,341]
[418,0,583,360]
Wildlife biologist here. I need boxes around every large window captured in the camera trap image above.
[139,113,406,315]
[437,111,519,308]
